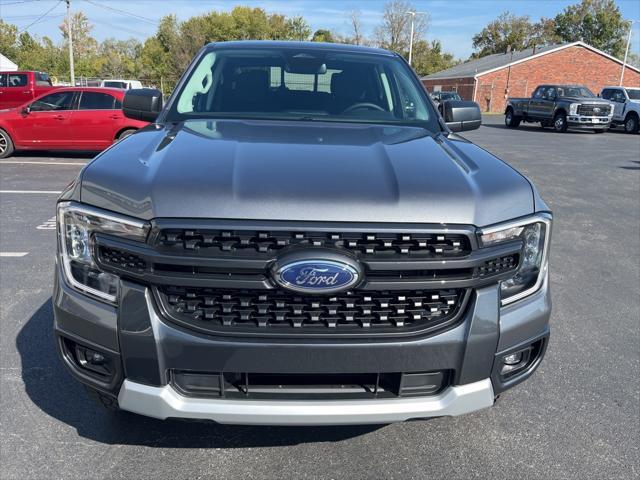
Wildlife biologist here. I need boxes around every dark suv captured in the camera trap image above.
[54,41,552,425]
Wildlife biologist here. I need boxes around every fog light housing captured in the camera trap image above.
[500,347,533,377]
[74,345,113,378]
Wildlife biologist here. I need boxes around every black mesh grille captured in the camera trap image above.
[156,229,471,257]
[478,254,518,277]
[577,104,611,116]
[156,286,467,332]
[98,246,147,273]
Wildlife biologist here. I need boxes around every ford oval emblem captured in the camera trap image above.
[272,251,362,294]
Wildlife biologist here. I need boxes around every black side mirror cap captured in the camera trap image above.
[123,88,163,122]
[21,106,30,115]
[442,100,482,132]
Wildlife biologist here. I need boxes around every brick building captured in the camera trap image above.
[421,41,640,113]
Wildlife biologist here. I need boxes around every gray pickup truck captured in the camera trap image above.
[600,86,640,133]
[54,41,552,425]
[506,84,613,133]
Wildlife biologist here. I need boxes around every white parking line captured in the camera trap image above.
[0,190,61,194]
[0,161,86,166]
[0,252,28,257]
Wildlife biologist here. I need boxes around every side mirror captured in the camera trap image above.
[123,88,163,122]
[442,100,481,132]
[21,106,30,115]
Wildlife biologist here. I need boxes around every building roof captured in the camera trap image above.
[422,41,640,80]
[0,53,18,71]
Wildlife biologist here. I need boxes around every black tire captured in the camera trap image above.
[84,386,120,411]
[116,128,136,142]
[624,114,639,134]
[504,109,521,128]
[553,112,568,133]
[0,128,15,159]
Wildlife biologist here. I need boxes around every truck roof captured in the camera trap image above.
[204,40,396,57]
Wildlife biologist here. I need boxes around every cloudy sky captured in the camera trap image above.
[1,0,639,59]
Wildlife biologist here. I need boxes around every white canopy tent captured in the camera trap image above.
[0,54,18,71]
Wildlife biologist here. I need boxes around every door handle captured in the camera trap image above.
[54,115,65,120]
[110,115,122,120]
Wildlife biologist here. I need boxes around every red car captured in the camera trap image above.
[0,71,58,109]
[0,87,149,158]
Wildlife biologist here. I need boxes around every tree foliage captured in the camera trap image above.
[472,0,631,59]
[554,0,629,58]
[472,12,559,57]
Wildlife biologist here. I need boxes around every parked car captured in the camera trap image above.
[600,86,640,133]
[0,71,57,108]
[0,87,148,158]
[430,91,462,103]
[99,79,143,89]
[54,41,551,425]
[505,84,613,133]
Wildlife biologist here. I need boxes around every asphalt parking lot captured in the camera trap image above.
[1,115,638,479]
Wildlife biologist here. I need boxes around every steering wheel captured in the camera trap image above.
[342,102,385,114]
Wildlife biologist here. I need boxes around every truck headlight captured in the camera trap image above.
[57,202,150,303]
[569,103,579,115]
[480,214,552,305]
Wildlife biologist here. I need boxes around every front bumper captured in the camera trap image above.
[118,378,494,425]
[53,263,551,425]
[567,115,611,128]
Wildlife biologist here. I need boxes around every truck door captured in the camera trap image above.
[0,72,31,108]
[610,89,626,120]
[542,87,557,119]
[528,86,547,119]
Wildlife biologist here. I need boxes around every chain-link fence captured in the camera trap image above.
[49,74,179,96]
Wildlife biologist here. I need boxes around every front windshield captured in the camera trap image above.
[556,86,595,98]
[625,88,640,100]
[104,81,127,89]
[440,92,461,101]
[166,47,439,131]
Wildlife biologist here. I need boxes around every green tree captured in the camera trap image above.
[312,29,335,43]
[411,40,458,76]
[0,20,18,60]
[472,11,558,57]
[286,16,311,41]
[554,0,629,58]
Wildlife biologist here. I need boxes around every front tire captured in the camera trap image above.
[624,114,639,134]
[553,112,568,133]
[116,128,136,142]
[0,128,15,159]
[505,109,521,128]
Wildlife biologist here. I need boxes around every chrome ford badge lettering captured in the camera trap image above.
[272,251,362,294]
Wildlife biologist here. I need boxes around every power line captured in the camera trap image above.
[17,0,62,33]
[0,0,51,6]
[82,0,157,25]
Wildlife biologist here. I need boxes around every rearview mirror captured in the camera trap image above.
[123,88,163,122]
[441,100,481,132]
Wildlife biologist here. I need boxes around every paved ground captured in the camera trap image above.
[1,117,638,479]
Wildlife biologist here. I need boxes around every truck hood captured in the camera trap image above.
[558,97,611,104]
[80,119,535,227]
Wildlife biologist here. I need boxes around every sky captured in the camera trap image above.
[1,0,639,59]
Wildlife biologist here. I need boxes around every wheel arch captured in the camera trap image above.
[114,126,138,141]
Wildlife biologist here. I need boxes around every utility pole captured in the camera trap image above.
[620,20,637,86]
[405,11,427,67]
[66,0,75,86]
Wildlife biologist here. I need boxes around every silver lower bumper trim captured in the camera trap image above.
[117,378,495,425]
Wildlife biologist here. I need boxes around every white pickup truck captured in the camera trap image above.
[600,86,640,133]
